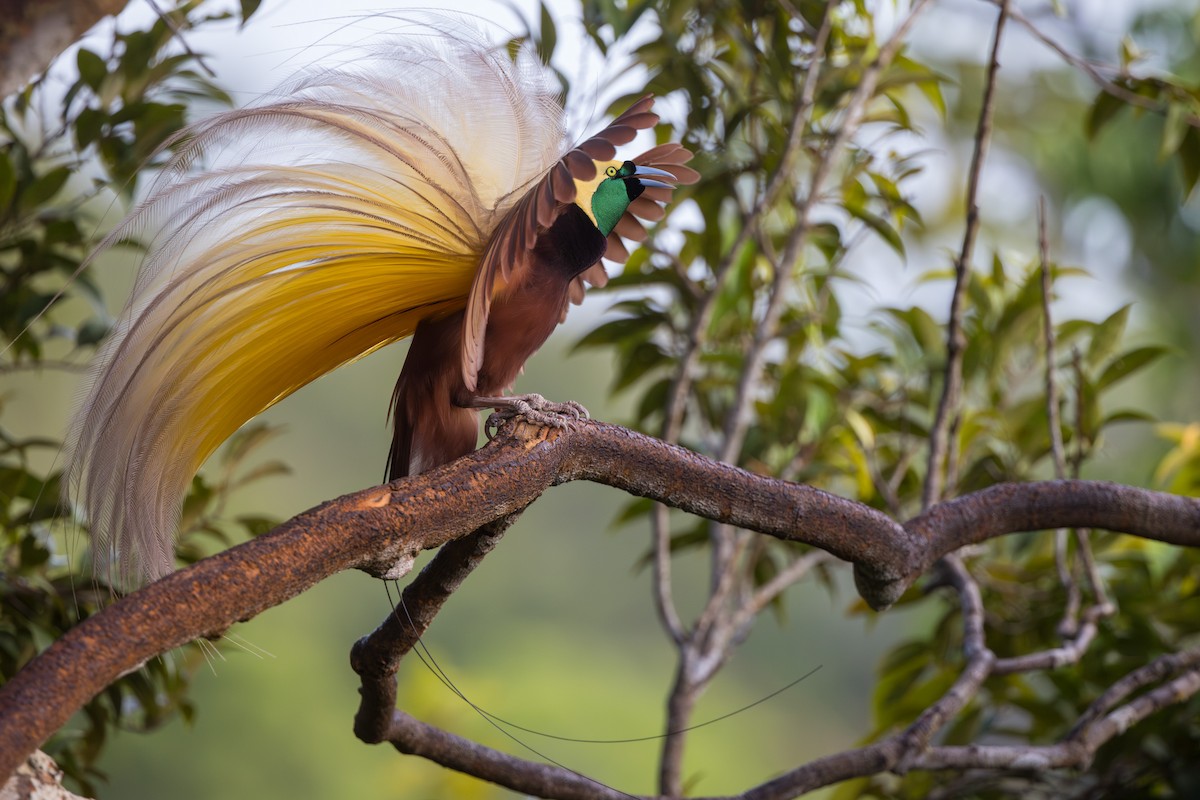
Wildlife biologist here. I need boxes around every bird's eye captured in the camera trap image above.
[605,166,618,177]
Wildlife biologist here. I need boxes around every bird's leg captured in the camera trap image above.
[465,394,589,440]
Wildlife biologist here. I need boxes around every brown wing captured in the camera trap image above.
[461,95,665,392]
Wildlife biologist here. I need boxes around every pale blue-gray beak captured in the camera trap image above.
[634,164,675,189]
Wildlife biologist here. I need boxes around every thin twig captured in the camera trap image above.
[993,0,1200,130]
[1069,646,1200,737]
[1038,196,1083,636]
[656,6,932,789]
[923,0,1011,510]
[1039,199,1067,479]
[732,550,831,631]
[0,359,89,374]
[144,0,218,78]
[720,1,927,462]
[651,8,841,790]
[352,518,518,743]
[993,603,1104,675]
[1074,527,1113,613]
[651,504,685,644]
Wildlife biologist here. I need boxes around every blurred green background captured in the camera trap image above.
[6,0,1200,796]
[12,334,915,797]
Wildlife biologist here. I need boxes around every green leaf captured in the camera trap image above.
[230,460,291,490]
[1097,346,1169,390]
[239,0,263,27]
[236,515,277,538]
[846,204,905,256]
[74,107,106,149]
[573,314,664,351]
[0,155,15,212]
[1177,126,1200,196]
[612,340,669,392]
[1119,35,1142,69]
[76,49,108,92]
[1102,409,1156,427]
[221,422,283,465]
[1086,303,1131,366]
[886,306,943,356]
[1160,99,1189,160]
[75,318,110,347]
[538,1,558,61]
[17,166,71,213]
[611,496,653,527]
[633,523,707,572]
[1085,91,1126,140]
[635,377,671,425]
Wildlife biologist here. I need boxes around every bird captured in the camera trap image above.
[64,24,697,586]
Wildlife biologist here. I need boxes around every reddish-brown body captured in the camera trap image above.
[387,204,607,479]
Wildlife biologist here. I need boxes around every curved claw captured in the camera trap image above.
[476,393,589,439]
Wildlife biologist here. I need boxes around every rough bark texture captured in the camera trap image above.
[0,0,130,97]
[0,418,1197,787]
[0,751,88,800]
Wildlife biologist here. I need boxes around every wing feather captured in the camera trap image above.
[459,95,671,391]
[67,29,570,585]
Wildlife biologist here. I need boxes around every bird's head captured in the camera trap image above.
[574,160,674,236]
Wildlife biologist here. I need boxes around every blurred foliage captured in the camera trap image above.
[999,5,1200,385]
[5,0,1200,798]
[570,0,1200,797]
[0,1,276,794]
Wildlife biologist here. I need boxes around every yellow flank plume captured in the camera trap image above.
[66,28,569,584]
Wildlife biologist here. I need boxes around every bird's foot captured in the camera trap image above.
[473,394,589,440]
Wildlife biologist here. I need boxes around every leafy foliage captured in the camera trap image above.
[0,1,272,793]
[572,0,1200,796]
[4,0,1200,797]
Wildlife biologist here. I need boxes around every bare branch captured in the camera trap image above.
[650,503,686,644]
[648,5,842,671]
[913,655,1200,770]
[1,418,1199,785]
[352,517,519,744]
[1039,198,1067,480]
[1038,196,1085,636]
[993,603,1104,675]
[1069,646,1200,737]
[994,0,1200,130]
[387,710,653,800]
[924,0,1011,509]
[733,550,832,629]
[903,480,1200,561]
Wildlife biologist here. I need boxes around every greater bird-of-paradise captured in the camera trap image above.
[66,24,696,585]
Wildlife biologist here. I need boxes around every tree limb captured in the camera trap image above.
[0,0,131,97]
[923,0,1010,509]
[0,418,1198,787]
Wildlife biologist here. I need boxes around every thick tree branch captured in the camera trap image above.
[352,516,520,744]
[0,0,130,97]
[0,418,1198,787]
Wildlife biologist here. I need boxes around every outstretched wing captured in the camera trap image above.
[460,96,682,392]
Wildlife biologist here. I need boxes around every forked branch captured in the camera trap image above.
[0,418,1197,792]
